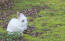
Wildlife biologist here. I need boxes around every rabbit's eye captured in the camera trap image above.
[22,20,24,22]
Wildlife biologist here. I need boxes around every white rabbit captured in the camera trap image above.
[7,12,28,35]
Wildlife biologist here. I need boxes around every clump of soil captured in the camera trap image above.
[20,6,49,17]
[0,0,14,10]
[20,8,40,17]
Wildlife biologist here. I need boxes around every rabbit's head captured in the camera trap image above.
[17,12,28,25]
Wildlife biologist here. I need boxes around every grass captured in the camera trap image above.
[0,0,65,41]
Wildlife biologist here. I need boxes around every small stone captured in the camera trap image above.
[56,24,63,27]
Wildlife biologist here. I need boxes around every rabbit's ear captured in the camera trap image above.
[17,12,20,17]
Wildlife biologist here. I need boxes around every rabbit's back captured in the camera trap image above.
[8,18,20,26]
[7,18,22,32]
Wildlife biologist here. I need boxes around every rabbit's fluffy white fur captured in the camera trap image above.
[7,12,28,35]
